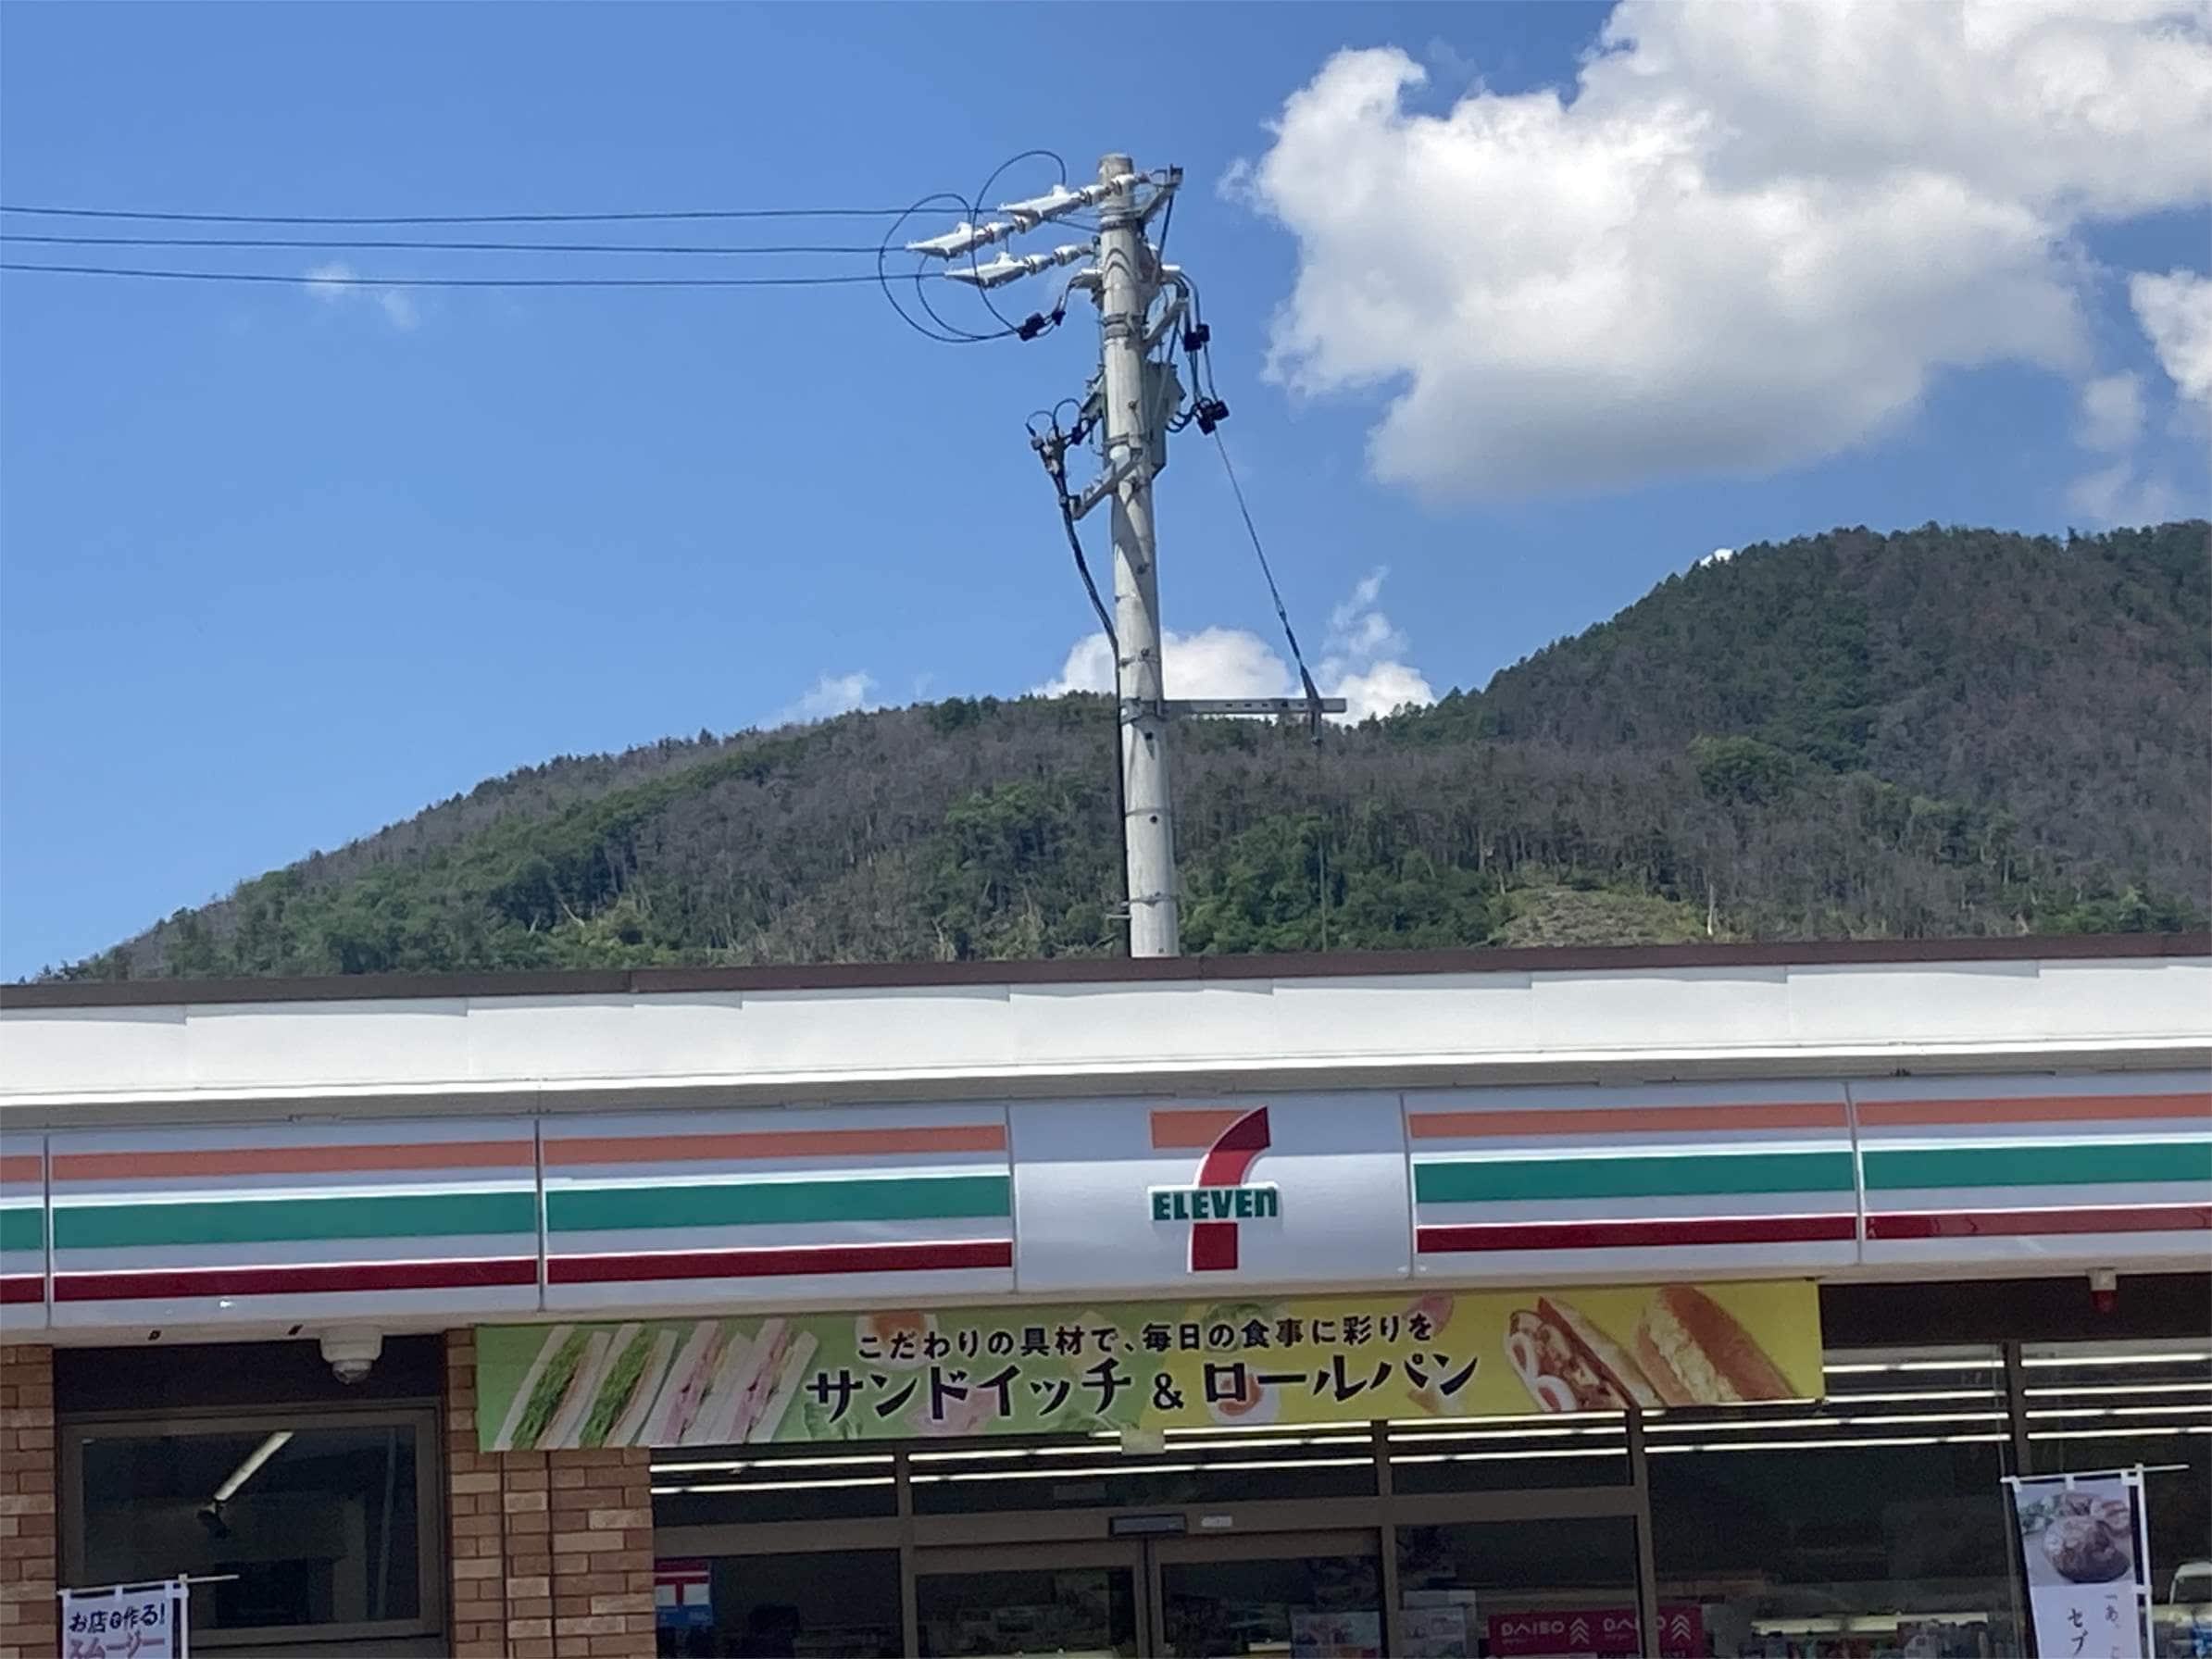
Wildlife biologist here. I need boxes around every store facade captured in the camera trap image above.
[2,937,2206,1659]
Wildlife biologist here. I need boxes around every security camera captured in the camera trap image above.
[319,1328,382,1384]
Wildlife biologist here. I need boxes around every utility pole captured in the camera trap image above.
[906,150,1342,961]
[1094,155,1178,957]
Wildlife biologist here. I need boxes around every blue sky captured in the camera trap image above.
[3,1,2206,978]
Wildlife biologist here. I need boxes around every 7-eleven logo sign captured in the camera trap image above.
[1148,1106,1278,1272]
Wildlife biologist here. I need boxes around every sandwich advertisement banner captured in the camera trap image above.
[2006,1470,2154,1659]
[475,1278,1818,1451]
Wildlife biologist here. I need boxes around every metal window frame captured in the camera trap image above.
[58,1402,444,1652]
[655,1419,1656,1657]
[658,1338,2199,1658]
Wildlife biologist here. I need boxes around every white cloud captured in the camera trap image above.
[1037,627,1296,700]
[767,670,881,728]
[1696,546,1737,568]
[2067,458,2181,525]
[2131,268,2212,409]
[1235,3,2212,500]
[1035,567,1436,723]
[2076,372,2147,451]
[1318,564,1435,719]
[303,260,418,331]
[375,289,419,331]
[1331,660,1437,723]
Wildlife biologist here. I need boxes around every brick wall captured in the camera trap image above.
[446,1331,657,1659]
[0,1344,56,1659]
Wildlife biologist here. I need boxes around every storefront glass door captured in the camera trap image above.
[916,1544,1142,1658]
[1155,1531,1383,1659]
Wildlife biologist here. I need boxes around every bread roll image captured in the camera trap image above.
[1503,1300,1661,1411]
[1631,1284,1794,1404]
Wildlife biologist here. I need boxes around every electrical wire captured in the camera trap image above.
[962,149,1067,337]
[0,262,884,288]
[1059,495,1118,653]
[0,203,912,225]
[876,190,1011,344]
[873,153,1090,348]
[1026,413,1117,653]
[1208,423,1329,734]
[1025,406,1131,930]
[1,232,887,256]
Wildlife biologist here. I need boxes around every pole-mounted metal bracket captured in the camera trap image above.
[1070,450,1149,520]
[1163,698,1349,717]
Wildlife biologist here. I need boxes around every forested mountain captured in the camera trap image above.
[49,521,2209,981]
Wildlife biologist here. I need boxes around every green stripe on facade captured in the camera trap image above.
[1865,1140,2212,1191]
[1415,1150,1855,1204]
[54,1190,537,1250]
[548,1174,1011,1233]
[0,1208,42,1253]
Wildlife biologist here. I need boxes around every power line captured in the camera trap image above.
[1,232,886,256]
[1208,424,1328,715]
[877,190,1021,345]
[960,150,1068,339]
[0,203,912,226]
[0,262,885,288]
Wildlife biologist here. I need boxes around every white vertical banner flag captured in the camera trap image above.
[59,1578,189,1659]
[2006,1470,2153,1659]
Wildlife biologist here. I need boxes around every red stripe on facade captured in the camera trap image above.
[1868,1205,2212,1240]
[1416,1215,1858,1254]
[1191,1107,1271,1273]
[548,1240,1013,1284]
[54,1256,540,1302]
[0,1276,44,1304]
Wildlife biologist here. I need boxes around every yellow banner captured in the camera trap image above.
[477,1279,1820,1451]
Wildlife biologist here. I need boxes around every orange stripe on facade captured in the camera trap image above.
[1856,1091,2212,1128]
[0,1155,41,1184]
[1406,1102,1846,1139]
[1150,1109,1257,1150]
[544,1124,1007,1166]
[51,1139,535,1181]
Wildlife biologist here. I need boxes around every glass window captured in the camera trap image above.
[69,1412,432,1647]
[908,1427,1376,1515]
[917,1564,1137,1658]
[658,1549,901,1659]
[2022,1339,2212,1659]
[1387,1411,1631,1494]
[1647,1346,2019,1658]
[1398,1517,1644,1657]
[1159,1546,1382,1659]
[650,1446,898,1527]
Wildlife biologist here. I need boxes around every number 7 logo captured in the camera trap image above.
[1149,1106,1273,1271]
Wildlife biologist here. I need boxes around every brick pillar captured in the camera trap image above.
[445,1331,656,1659]
[547,1450,655,1655]
[0,1344,57,1659]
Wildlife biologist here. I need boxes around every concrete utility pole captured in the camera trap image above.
[906,150,1342,961]
[1093,154,1178,957]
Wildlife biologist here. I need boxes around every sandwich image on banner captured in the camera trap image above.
[698,1319,819,1446]
[492,1319,818,1450]
[1506,1284,1793,1412]
[640,1321,735,1447]
[578,1325,677,1449]
[493,1326,595,1452]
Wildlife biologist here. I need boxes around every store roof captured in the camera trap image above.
[5,935,2206,1123]
[5,930,2203,1008]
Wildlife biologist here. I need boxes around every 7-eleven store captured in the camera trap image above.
[2,936,2207,1659]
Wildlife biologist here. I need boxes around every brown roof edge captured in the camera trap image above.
[2,932,2204,1010]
